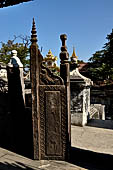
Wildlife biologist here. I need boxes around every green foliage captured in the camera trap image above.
[0,35,30,69]
[78,60,85,64]
[88,29,113,83]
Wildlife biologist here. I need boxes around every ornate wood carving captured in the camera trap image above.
[39,85,67,160]
[40,64,64,85]
[30,19,70,160]
[60,34,71,157]
[45,91,61,156]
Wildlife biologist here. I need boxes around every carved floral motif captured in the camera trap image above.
[40,64,64,85]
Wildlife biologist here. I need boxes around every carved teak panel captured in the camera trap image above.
[30,20,70,160]
[39,86,66,160]
[45,91,61,156]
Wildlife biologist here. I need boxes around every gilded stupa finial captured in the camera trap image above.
[72,47,78,59]
[46,49,54,58]
[31,18,37,44]
[70,46,78,63]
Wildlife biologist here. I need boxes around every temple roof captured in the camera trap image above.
[70,68,93,85]
[43,49,57,62]
[0,0,32,8]
[46,49,54,58]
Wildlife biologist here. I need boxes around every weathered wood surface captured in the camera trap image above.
[30,19,71,160]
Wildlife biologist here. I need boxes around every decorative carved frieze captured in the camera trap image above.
[40,64,64,85]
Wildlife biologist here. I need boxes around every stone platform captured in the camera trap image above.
[0,147,87,170]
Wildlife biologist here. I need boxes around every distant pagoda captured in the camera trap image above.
[70,47,78,63]
[0,0,32,8]
[43,49,60,75]
[70,47,78,71]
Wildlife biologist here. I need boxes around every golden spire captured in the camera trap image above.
[46,49,54,57]
[43,49,58,62]
[70,46,78,63]
[71,47,78,59]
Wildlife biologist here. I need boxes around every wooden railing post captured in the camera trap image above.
[60,34,71,159]
[30,18,40,160]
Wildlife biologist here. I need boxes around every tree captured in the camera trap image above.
[78,60,85,64]
[103,29,113,80]
[0,35,30,70]
[88,50,104,81]
[88,29,113,83]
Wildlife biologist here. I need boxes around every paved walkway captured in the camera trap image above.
[0,125,113,170]
[0,147,87,170]
[71,125,113,155]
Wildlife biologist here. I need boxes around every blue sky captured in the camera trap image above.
[0,0,113,64]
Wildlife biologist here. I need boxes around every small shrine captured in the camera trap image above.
[43,49,60,74]
[70,47,93,126]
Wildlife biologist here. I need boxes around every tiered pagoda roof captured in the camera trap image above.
[43,50,60,75]
[43,49,57,62]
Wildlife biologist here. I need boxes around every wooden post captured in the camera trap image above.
[30,20,71,160]
[60,34,71,159]
[30,18,40,160]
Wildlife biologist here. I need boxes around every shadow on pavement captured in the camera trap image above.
[0,162,36,170]
[0,106,33,159]
[87,119,113,130]
[69,147,113,170]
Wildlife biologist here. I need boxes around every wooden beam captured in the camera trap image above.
[0,0,33,8]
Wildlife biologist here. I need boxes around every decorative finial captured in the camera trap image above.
[60,34,67,52]
[72,47,77,57]
[60,34,69,63]
[31,18,37,44]
[71,46,78,63]
[46,49,53,57]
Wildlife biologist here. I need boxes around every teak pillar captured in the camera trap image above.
[60,34,71,158]
[30,19,40,160]
[30,19,71,160]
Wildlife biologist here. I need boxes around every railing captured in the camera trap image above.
[90,105,99,119]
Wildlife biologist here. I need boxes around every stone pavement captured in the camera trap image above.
[0,125,113,170]
[71,125,113,155]
[0,147,87,170]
